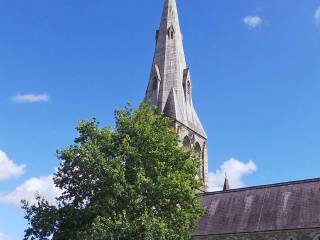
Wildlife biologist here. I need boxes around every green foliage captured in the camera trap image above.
[22,103,204,240]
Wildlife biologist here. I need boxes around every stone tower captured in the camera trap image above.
[145,0,208,188]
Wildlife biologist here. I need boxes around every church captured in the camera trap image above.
[144,0,320,239]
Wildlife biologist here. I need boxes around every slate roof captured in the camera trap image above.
[193,178,320,236]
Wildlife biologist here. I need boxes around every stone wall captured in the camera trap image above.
[192,228,320,240]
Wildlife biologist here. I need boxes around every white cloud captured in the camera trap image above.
[0,175,62,207]
[0,233,10,240]
[0,150,25,181]
[208,158,257,192]
[243,16,262,28]
[315,7,320,25]
[11,94,49,103]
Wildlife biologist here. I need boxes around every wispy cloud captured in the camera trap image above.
[0,150,25,181]
[11,94,49,103]
[243,16,262,28]
[315,7,320,25]
[0,233,10,240]
[208,158,257,192]
[0,175,62,207]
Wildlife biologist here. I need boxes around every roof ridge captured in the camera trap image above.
[204,177,320,196]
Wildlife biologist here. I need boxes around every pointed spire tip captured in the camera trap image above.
[223,173,230,191]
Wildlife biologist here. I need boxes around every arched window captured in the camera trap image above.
[193,142,201,158]
[168,25,175,40]
[194,142,203,180]
[182,136,191,149]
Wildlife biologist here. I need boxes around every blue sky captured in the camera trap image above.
[0,0,320,239]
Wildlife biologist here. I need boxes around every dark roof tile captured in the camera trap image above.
[193,178,320,236]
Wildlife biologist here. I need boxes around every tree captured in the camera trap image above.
[22,103,204,240]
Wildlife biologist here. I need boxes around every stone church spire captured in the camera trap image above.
[145,0,209,188]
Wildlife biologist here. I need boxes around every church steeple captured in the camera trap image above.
[145,0,209,189]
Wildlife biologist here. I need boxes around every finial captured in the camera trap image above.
[223,172,230,191]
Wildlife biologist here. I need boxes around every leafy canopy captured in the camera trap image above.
[23,103,204,240]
